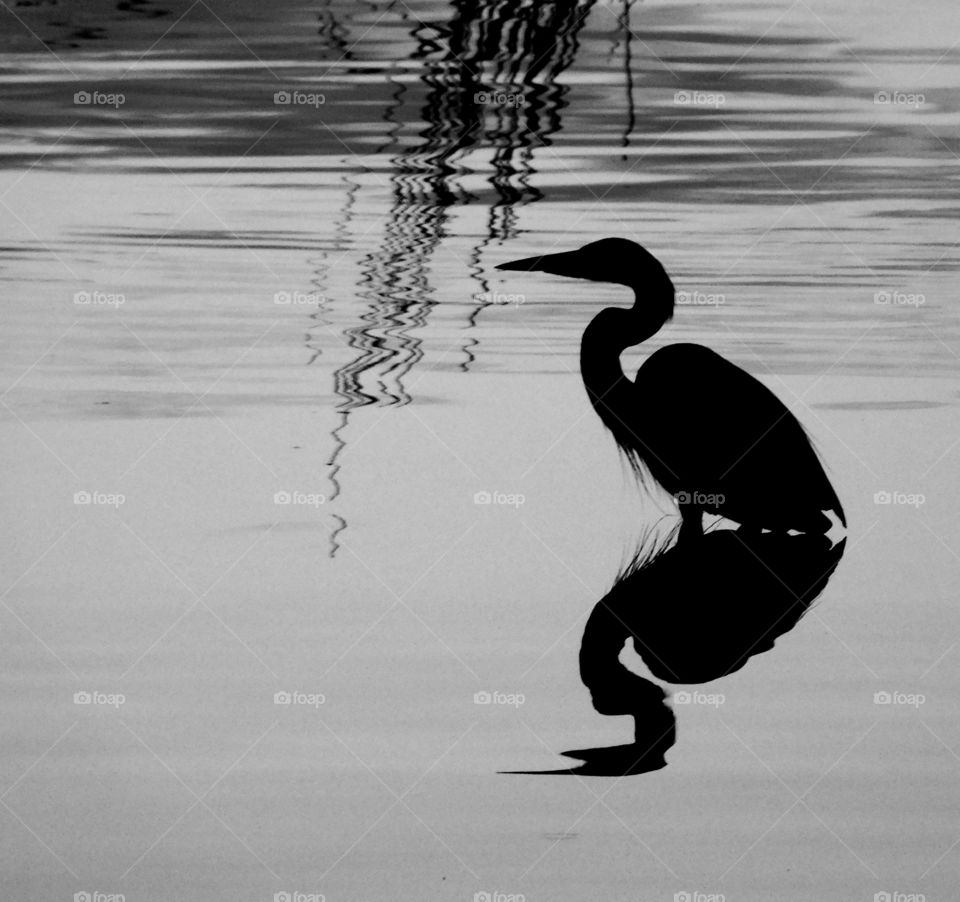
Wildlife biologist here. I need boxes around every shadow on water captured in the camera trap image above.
[507,528,845,776]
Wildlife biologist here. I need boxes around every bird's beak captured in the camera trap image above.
[496,249,581,277]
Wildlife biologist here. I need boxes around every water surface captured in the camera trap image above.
[2,1,959,899]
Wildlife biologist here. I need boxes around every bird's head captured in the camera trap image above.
[496,237,672,293]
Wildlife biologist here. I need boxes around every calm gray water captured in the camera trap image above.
[2,1,960,900]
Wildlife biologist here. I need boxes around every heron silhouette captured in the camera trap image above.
[497,238,845,539]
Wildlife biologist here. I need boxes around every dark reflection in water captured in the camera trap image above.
[511,527,844,775]
[324,0,596,391]
[316,1,597,542]
[503,675,675,777]
[316,0,357,61]
[585,528,846,686]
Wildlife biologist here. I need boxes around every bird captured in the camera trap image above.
[496,237,845,540]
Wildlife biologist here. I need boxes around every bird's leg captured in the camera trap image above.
[678,504,703,542]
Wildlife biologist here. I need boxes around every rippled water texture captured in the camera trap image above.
[2,1,960,900]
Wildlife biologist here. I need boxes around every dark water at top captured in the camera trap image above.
[3,0,959,406]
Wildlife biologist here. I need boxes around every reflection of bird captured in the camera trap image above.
[500,677,675,777]
[497,238,846,538]
[582,528,846,685]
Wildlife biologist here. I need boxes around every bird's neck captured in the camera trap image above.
[580,285,673,433]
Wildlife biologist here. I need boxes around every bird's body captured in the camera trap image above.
[609,342,842,533]
[497,238,845,536]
